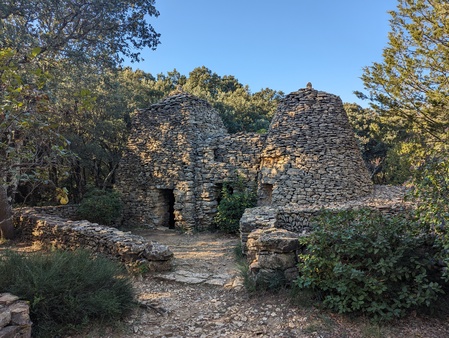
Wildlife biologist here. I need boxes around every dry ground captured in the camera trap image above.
[2,228,449,337]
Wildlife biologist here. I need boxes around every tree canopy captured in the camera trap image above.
[0,0,160,64]
[359,0,449,271]
[359,0,449,142]
[0,0,161,238]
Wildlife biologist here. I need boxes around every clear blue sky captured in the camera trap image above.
[126,0,398,105]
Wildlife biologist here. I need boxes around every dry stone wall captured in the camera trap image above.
[14,209,173,272]
[246,228,301,284]
[240,186,413,282]
[240,185,413,250]
[0,293,31,338]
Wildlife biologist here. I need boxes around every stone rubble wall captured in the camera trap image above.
[194,132,266,228]
[0,293,32,338]
[240,185,413,251]
[22,205,78,219]
[13,209,173,272]
[241,186,414,283]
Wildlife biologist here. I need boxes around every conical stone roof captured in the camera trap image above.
[258,87,372,205]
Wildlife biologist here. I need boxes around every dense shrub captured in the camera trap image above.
[412,147,449,281]
[213,180,256,234]
[0,250,135,337]
[296,208,443,321]
[77,188,122,226]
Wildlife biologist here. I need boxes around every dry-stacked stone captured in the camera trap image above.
[258,88,372,206]
[117,87,376,232]
[14,209,173,272]
[246,228,301,284]
[117,92,264,231]
[0,293,32,338]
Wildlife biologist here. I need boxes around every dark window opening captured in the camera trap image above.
[216,183,223,205]
[216,183,234,205]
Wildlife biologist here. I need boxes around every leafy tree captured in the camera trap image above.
[344,103,388,181]
[357,0,449,283]
[0,0,160,238]
[182,66,282,133]
[412,144,449,280]
[1,0,160,65]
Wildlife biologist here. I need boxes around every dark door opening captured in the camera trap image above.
[161,189,175,229]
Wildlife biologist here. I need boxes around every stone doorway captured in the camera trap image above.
[160,189,175,229]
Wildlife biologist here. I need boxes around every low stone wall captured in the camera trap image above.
[240,185,413,251]
[14,209,173,272]
[0,293,32,338]
[27,205,78,220]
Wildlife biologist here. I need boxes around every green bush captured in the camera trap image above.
[0,250,135,337]
[77,188,122,226]
[214,180,256,234]
[296,208,443,321]
[412,147,449,281]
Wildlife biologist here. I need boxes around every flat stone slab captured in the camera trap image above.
[156,270,234,286]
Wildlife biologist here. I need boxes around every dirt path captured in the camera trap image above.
[110,228,449,338]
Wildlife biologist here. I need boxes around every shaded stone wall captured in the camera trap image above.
[246,228,302,285]
[27,205,78,219]
[258,88,372,206]
[14,209,173,271]
[0,293,32,338]
[117,93,227,230]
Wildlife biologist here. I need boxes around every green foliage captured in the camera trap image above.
[1,0,161,209]
[213,178,256,234]
[0,250,135,337]
[77,189,122,226]
[412,145,449,280]
[359,0,449,141]
[181,66,282,133]
[1,0,160,65]
[296,208,443,321]
[344,103,388,182]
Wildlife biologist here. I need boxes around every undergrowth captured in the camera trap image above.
[77,188,122,226]
[296,208,445,322]
[0,249,135,337]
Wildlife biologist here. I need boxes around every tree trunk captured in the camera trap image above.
[0,185,15,239]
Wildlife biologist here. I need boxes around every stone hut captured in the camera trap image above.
[117,92,264,230]
[117,87,372,231]
[257,88,372,206]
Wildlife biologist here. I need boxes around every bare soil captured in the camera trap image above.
[3,228,449,337]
